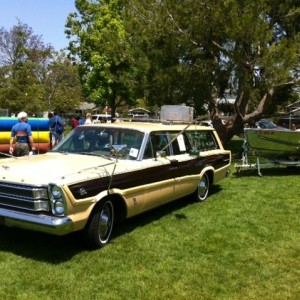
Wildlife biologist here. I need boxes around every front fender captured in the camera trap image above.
[199,166,214,184]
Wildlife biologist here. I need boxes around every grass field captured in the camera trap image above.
[0,138,299,299]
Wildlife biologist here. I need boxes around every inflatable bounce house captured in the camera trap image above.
[0,117,51,154]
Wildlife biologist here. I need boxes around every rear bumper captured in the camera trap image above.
[0,208,73,235]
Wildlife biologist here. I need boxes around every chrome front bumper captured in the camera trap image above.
[0,208,73,235]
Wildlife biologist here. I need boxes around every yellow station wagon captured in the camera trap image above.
[0,121,231,248]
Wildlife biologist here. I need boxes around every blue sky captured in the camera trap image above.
[0,0,76,50]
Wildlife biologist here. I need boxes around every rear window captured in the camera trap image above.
[169,133,192,155]
[185,131,219,151]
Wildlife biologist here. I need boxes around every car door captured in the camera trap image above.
[166,131,199,198]
[137,131,178,210]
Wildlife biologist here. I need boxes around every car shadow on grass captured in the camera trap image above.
[112,185,222,239]
[0,227,85,263]
[0,185,222,263]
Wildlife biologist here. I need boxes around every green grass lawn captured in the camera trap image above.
[0,138,300,299]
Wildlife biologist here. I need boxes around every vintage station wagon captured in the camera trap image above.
[0,121,231,248]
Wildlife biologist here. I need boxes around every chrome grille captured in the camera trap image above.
[0,182,49,212]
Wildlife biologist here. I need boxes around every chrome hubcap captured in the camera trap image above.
[99,202,113,242]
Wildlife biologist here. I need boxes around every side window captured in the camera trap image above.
[121,131,144,159]
[143,139,153,158]
[170,133,192,155]
[143,132,169,158]
[152,133,169,154]
[186,130,219,151]
[109,129,144,159]
[143,132,194,158]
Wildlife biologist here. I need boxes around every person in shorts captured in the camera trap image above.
[49,112,64,146]
[9,111,36,156]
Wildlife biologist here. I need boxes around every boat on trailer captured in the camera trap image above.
[235,120,300,175]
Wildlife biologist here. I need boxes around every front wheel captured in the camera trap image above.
[194,173,210,201]
[85,199,114,249]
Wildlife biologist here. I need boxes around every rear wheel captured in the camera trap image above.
[194,173,210,201]
[85,199,114,249]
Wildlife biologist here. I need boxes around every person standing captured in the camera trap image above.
[49,112,64,146]
[77,115,84,125]
[9,111,36,156]
[84,113,92,124]
[48,112,54,146]
[71,115,79,128]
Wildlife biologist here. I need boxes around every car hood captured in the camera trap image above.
[0,153,115,185]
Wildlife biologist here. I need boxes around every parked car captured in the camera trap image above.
[200,119,227,128]
[91,114,112,123]
[0,122,231,248]
[200,120,213,127]
[256,119,288,130]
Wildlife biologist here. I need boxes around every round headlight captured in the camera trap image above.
[54,200,65,215]
[51,186,62,199]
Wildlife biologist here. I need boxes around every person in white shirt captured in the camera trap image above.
[85,113,92,124]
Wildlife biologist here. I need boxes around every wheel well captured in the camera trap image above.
[191,169,214,196]
[205,169,214,186]
[92,194,127,223]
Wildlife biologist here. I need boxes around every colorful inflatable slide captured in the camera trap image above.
[0,117,51,154]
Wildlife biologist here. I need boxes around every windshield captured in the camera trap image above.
[52,126,145,160]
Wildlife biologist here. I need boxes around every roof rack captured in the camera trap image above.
[160,105,194,123]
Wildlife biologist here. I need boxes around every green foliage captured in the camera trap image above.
[0,22,83,116]
[66,0,139,115]
[0,22,52,115]
[64,0,299,129]
[44,52,83,112]
[126,1,217,112]
[126,0,300,141]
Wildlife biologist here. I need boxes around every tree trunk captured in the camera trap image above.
[212,87,275,146]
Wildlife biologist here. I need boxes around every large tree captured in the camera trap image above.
[44,51,83,113]
[127,0,300,143]
[0,22,84,116]
[0,21,53,115]
[65,0,140,118]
